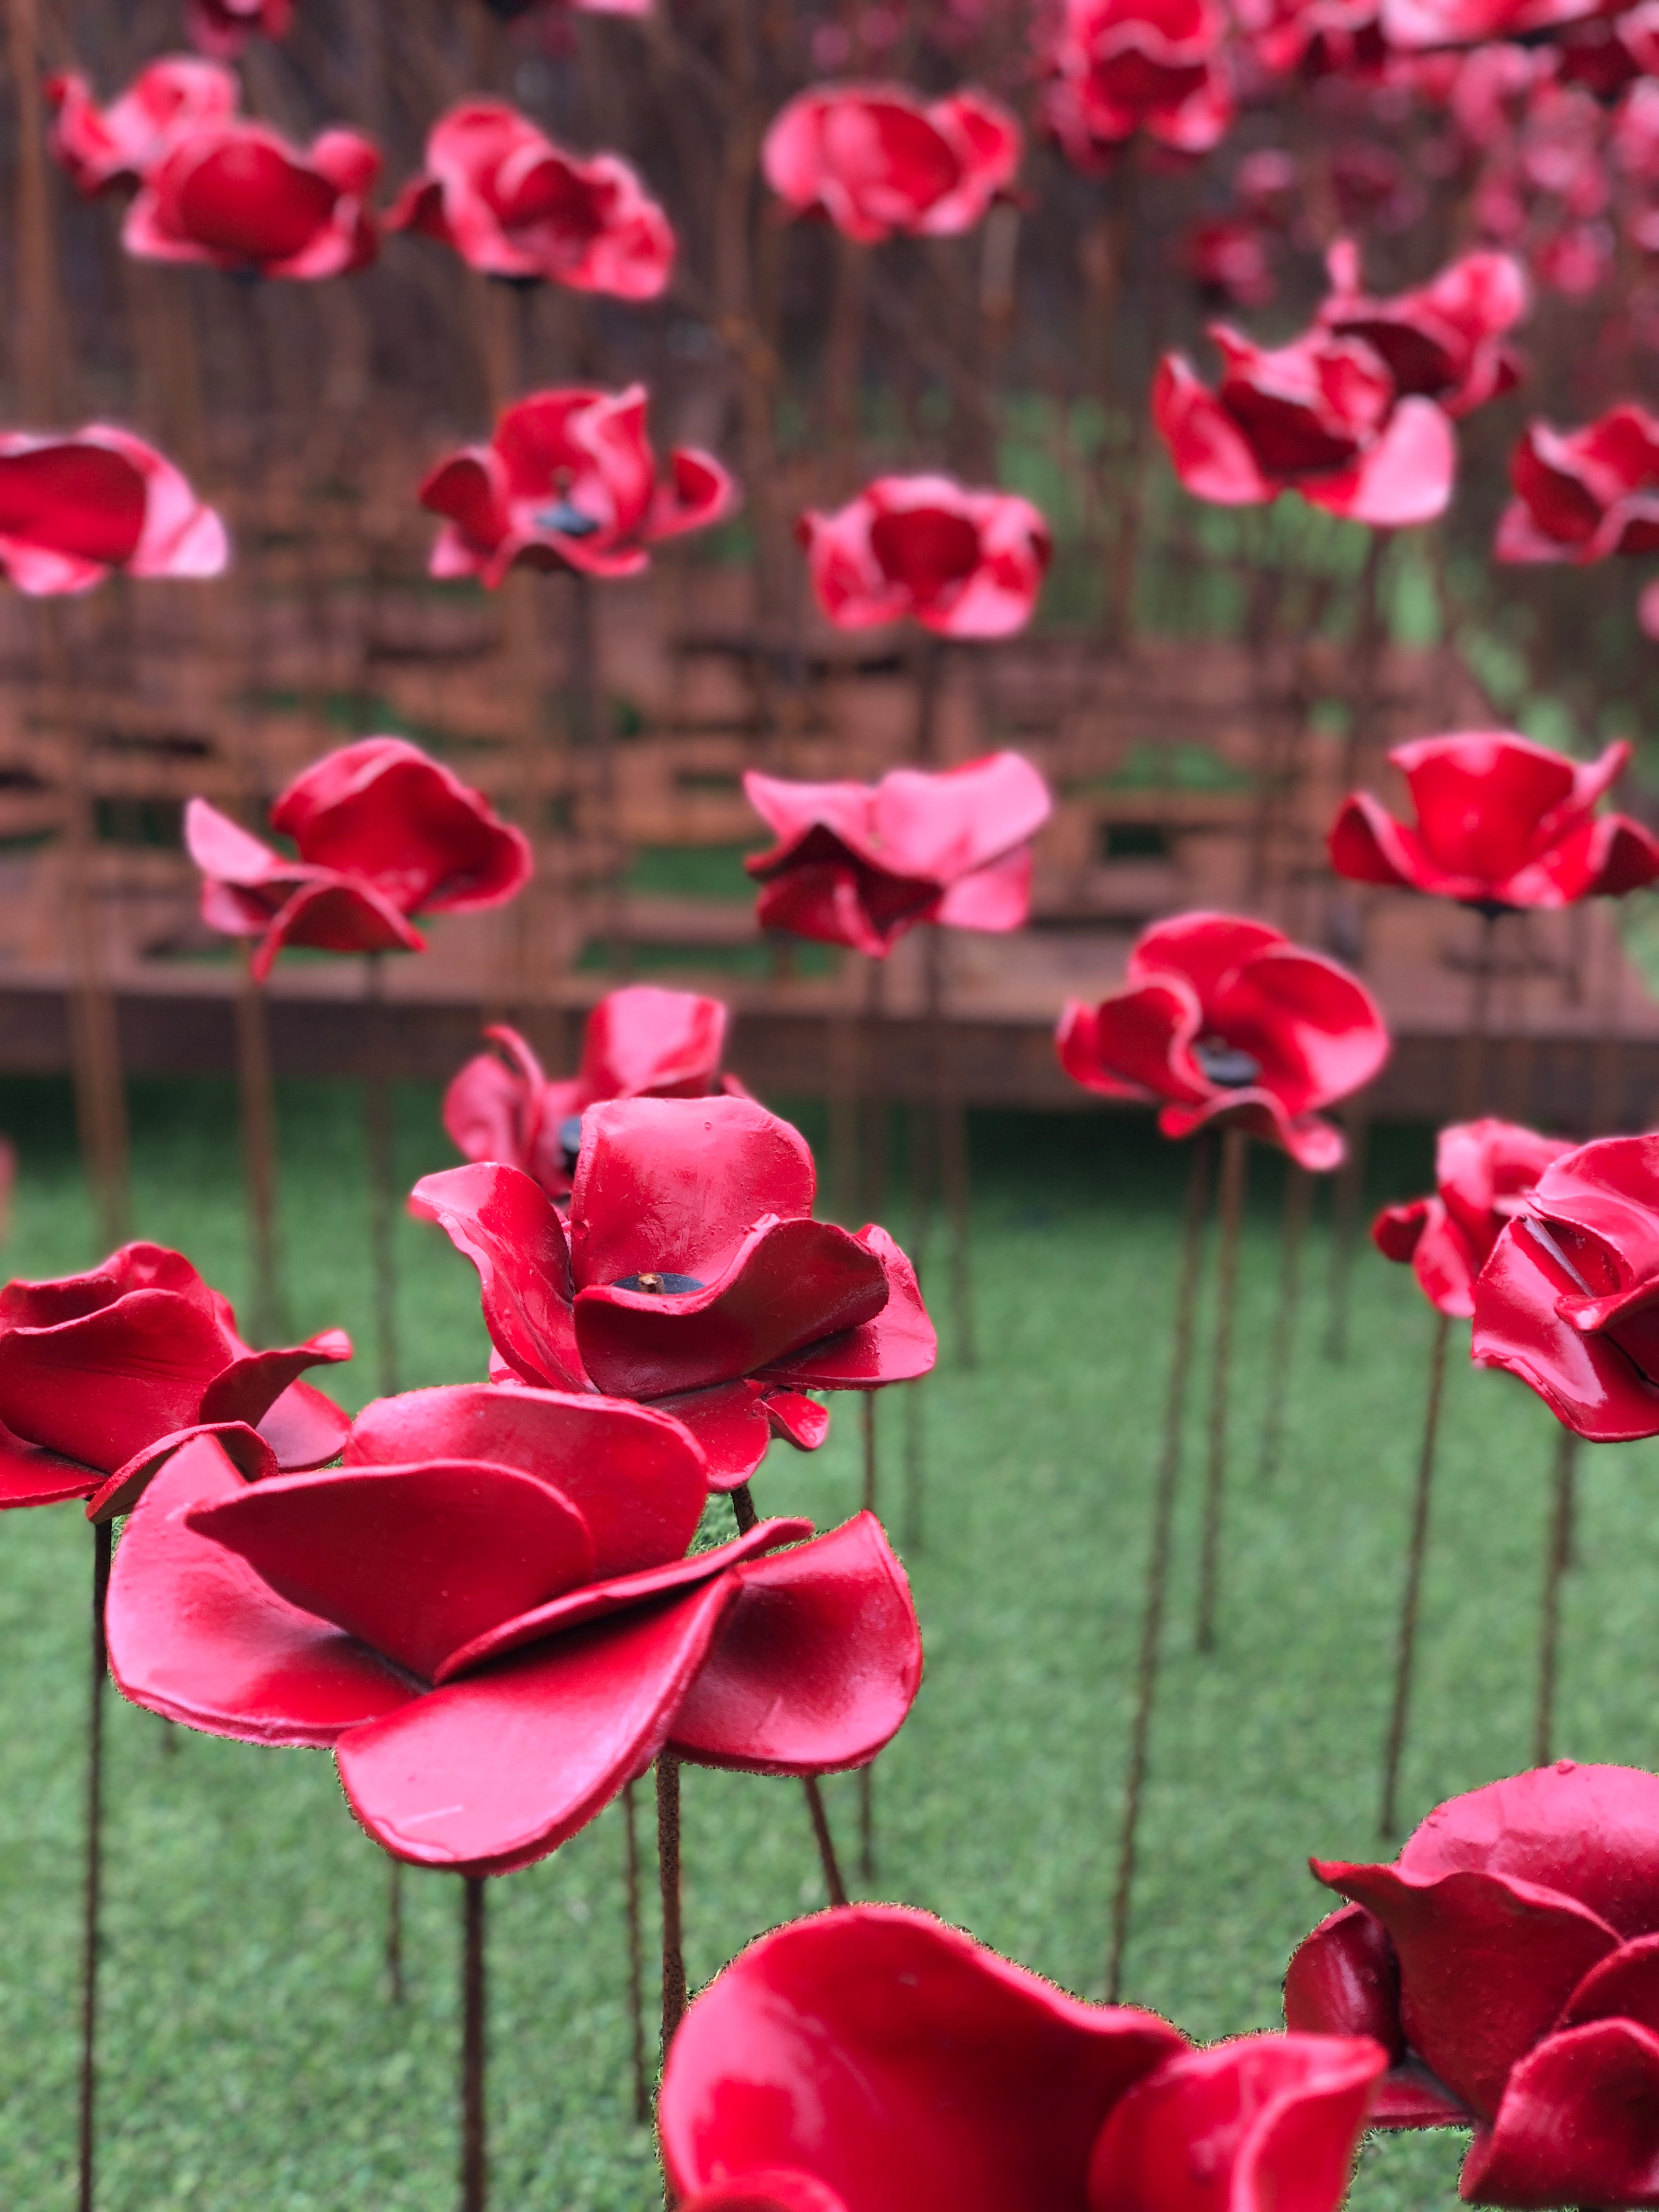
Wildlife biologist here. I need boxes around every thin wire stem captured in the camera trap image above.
[1379,1308,1452,1837]
[80,1517,112,2212]
[802,1779,849,1906]
[460,1876,487,2212]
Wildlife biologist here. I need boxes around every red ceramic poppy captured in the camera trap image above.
[123,120,380,280]
[1318,240,1528,418]
[419,386,736,588]
[105,1408,921,1876]
[0,427,228,597]
[0,1242,349,1520]
[1235,0,1388,77]
[185,736,532,981]
[797,476,1052,639]
[660,1902,1388,2212]
[1374,1119,1573,1318]
[1329,733,1659,907]
[387,101,674,298]
[410,1094,935,1487]
[47,57,240,196]
[1154,324,1457,525]
[761,83,1022,242]
[743,753,1053,958]
[1496,404,1659,564]
[185,0,293,56]
[444,987,748,1203]
[1286,1760,1659,2207]
[1041,0,1234,162]
[1383,0,1604,49]
[1056,912,1390,1171]
[1185,217,1279,309]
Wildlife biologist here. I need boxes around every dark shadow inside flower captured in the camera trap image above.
[868,506,982,606]
[533,499,601,537]
[1192,1037,1262,1086]
[752,823,941,940]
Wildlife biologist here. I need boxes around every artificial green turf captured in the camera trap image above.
[0,1077,1644,2209]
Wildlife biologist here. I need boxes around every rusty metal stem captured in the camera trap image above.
[80,1517,111,2212]
[1379,1308,1452,1837]
[460,1876,487,2212]
[802,1778,849,1906]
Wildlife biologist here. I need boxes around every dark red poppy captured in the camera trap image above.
[660,1902,1387,2212]
[47,57,240,196]
[185,736,532,981]
[1056,912,1390,1171]
[1040,0,1234,162]
[1330,733,1659,906]
[107,1408,921,1875]
[761,83,1022,241]
[185,0,292,56]
[1235,0,1389,77]
[1374,1119,1574,1317]
[1286,1760,1659,2207]
[419,386,736,588]
[0,1242,349,1520]
[1497,404,1659,562]
[444,987,749,1203]
[743,753,1053,958]
[387,100,673,298]
[797,476,1052,638]
[411,1095,935,1488]
[0,427,228,596]
[124,120,379,280]
[1319,240,1528,417]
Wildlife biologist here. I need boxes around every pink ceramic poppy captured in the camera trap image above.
[1497,404,1659,563]
[1041,0,1234,162]
[761,83,1022,241]
[0,427,228,596]
[1318,240,1528,418]
[1374,1119,1574,1318]
[744,754,1053,958]
[185,736,532,980]
[1056,912,1390,1171]
[185,0,294,57]
[46,57,240,196]
[1383,0,1605,49]
[797,476,1051,639]
[123,119,380,279]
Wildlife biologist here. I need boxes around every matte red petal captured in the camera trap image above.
[765,1389,831,1451]
[1560,1931,1659,2035]
[198,1330,352,1427]
[87,1417,277,1522]
[582,984,729,1098]
[650,1379,776,1489]
[1328,793,1427,891]
[256,1376,350,1469]
[1461,2019,1659,2208]
[0,1424,98,1508]
[0,1287,234,1473]
[1285,1903,1406,2055]
[250,876,425,979]
[409,1163,583,1390]
[756,1226,936,1388]
[1088,977,1209,1104]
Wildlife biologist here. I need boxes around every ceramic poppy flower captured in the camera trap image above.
[123,120,380,280]
[107,1407,921,1875]
[797,476,1051,639]
[1374,1119,1573,1318]
[743,753,1053,958]
[1041,0,1234,162]
[1318,240,1528,418]
[185,736,532,981]
[1154,324,1458,525]
[186,0,293,55]
[387,101,673,298]
[1496,404,1659,563]
[47,57,240,196]
[661,1902,1388,2212]
[444,987,748,1203]
[1235,0,1389,77]
[1286,1760,1659,2207]
[0,427,228,597]
[419,386,736,588]
[1383,0,1604,49]
[1329,733,1659,907]
[761,83,1022,242]
[1056,912,1390,1171]
[0,1242,349,1520]
[411,1095,935,1488]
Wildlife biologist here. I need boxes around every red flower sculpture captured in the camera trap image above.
[1496,404,1659,564]
[387,101,674,298]
[411,1095,935,1487]
[660,1903,1388,2212]
[0,1242,349,1520]
[1374,1118,1573,1317]
[1318,240,1528,418]
[186,0,293,56]
[1041,0,1234,162]
[105,1403,921,1875]
[185,736,532,980]
[0,427,228,596]
[1286,1760,1659,2209]
[444,986,748,1203]
[124,120,380,280]
[1329,733,1659,907]
[798,476,1052,638]
[1154,324,1457,524]
[761,83,1022,241]
[1471,1132,1659,1441]
[1383,0,1605,50]
[47,57,240,196]
[743,753,1053,957]
[1056,913,1390,1171]
[419,387,736,588]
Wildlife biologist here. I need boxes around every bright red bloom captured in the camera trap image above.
[444,988,748,1203]
[105,1407,921,1875]
[761,83,1022,242]
[1471,1133,1659,1441]
[185,0,292,56]
[1330,733,1659,907]
[0,1243,349,1520]
[1041,0,1234,162]
[1497,404,1659,563]
[1056,912,1390,1171]
[797,476,1051,639]
[123,119,379,279]
[0,426,228,596]
[411,1095,935,1488]
[387,101,673,298]
[47,57,240,196]
[1374,1119,1573,1317]
[661,1903,1388,2212]
[1318,239,1528,417]
[743,753,1053,958]
[185,736,532,981]
[1287,1761,1659,2207]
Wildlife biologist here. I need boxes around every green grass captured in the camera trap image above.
[0,1081,1645,2209]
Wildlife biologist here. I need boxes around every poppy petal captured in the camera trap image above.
[409,1162,583,1390]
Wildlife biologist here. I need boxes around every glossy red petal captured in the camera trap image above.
[0,1425,99,1509]
[1154,353,1275,506]
[1560,1931,1659,2035]
[1083,977,1210,1106]
[198,1330,352,1427]
[1472,1218,1659,1441]
[679,2175,848,2212]
[249,876,425,979]
[1462,2018,1659,2208]
[765,1389,832,1451]
[582,984,729,1098]
[1056,1001,1152,1102]
[87,1417,277,1522]
[256,1376,351,1469]
[1284,1904,1470,2126]
[755,1226,936,1388]
[650,1379,778,1490]
[0,1287,234,1473]
[443,1047,534,1173]
[1328,793,1430,891]
[1209,946,1390,1114]
[409,1163,583,1390]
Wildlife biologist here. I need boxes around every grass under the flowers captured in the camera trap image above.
[0,1075,1649,2210]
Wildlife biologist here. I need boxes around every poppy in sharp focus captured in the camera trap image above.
[0,426,228,596]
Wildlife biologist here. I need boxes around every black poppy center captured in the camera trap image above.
[613,1272,706,1296]
[534,499,600,539]
[1193,1037,1261,1088]
[557,1114,584,1172]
